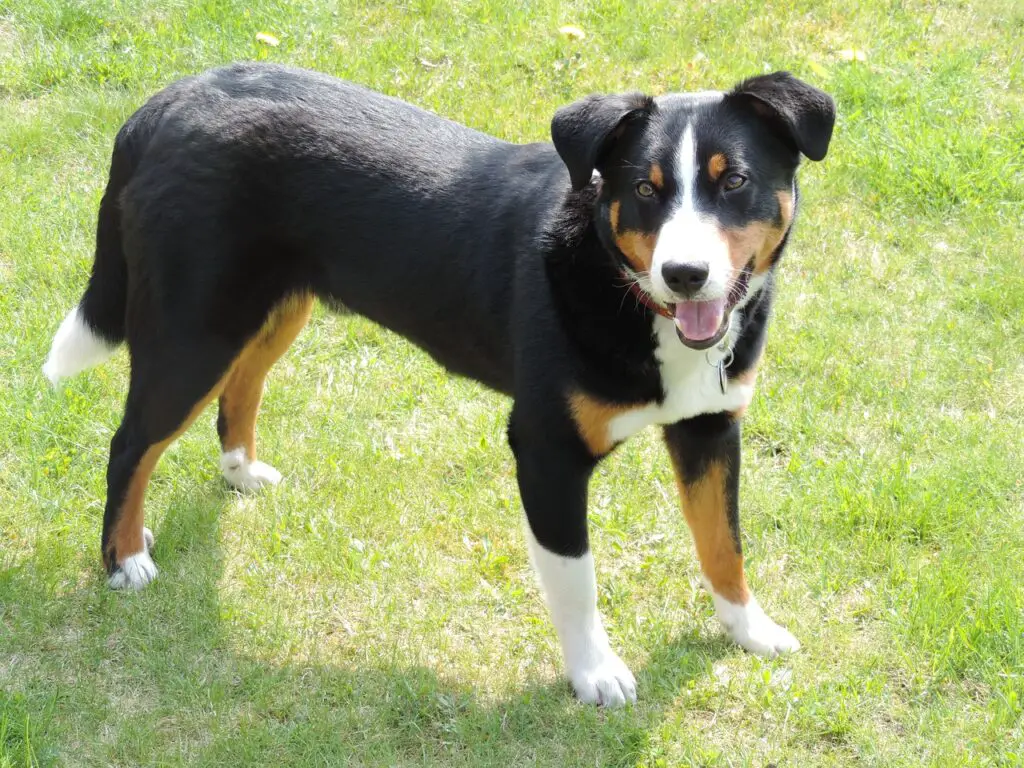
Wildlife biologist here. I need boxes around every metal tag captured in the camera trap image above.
[705,317,734,396]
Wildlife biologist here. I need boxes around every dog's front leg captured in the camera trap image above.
[508,412,636,706]
[663,413,799,656]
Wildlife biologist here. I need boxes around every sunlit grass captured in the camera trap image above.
[0,0,1022,765]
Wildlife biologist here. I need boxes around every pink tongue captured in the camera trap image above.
[674,298,726,341]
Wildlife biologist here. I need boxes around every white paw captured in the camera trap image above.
[108,530,157,590]
[524,536,637,706]
[220,447,282,491]
[567,646,637,707]
[712,592,800,657]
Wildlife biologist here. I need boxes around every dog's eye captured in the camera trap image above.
[635,181,657,199]
[723,173,747,192]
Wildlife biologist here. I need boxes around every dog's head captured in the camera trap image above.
[551,72,835,349]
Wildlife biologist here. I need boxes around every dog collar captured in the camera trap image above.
[623,275,674,320]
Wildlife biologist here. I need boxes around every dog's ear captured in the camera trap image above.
[729,72,835,162]
[551,93,656,191]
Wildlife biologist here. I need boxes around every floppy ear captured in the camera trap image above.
[551,93,656,191]
[729,72,836,161]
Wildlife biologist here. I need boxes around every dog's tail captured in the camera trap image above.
[43,110,158,386]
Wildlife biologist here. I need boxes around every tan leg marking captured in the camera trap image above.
[568,392,640,457]
[106,293,314,570]
[219,293,314,459]
[669,458,749,604]
[106,372,231,569]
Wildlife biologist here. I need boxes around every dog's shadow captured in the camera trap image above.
[34,483,734,766]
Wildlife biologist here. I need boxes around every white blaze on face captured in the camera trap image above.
[649,123,733,306]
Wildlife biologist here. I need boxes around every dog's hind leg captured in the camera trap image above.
[103,340,240,589]
[216,293,313,491]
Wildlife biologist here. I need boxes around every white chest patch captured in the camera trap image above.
[607,315,753,443]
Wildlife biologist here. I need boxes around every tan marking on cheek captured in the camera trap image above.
[754,223,788,273]
[614,230,657,273]
[708,153,728,181]
[754,190,796,273]
[777,189,794,224]
[569,392,640,456]
[609,199,620,232]
[671,460,749,604]
[649,163,664,189]
[721,223,770,273]
[719,190,798,275]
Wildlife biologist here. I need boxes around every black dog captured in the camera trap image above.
[44,63,834,705]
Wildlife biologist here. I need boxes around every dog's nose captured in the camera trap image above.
[661,262,709,295]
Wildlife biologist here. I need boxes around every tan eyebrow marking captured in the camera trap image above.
[708,153,728,181]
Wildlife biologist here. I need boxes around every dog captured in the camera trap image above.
[44,63,834,706]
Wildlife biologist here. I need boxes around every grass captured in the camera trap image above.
[1,0,1022,764]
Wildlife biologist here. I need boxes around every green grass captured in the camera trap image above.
[1,0,1023,764]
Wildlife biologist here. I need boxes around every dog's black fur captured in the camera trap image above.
[52,62,834,703]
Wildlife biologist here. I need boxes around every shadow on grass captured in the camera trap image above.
[8,482,732,767]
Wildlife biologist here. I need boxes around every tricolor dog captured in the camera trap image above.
[44,63,834,706]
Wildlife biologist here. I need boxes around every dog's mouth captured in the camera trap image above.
[670,265,752,350]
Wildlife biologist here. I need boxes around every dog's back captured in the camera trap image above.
[43,63,834,707]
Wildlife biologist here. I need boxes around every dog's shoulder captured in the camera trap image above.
[529,183,663,404]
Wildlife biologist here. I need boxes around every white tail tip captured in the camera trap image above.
[42,305,117,387]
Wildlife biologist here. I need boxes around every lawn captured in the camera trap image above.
[1,0,1022,765]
